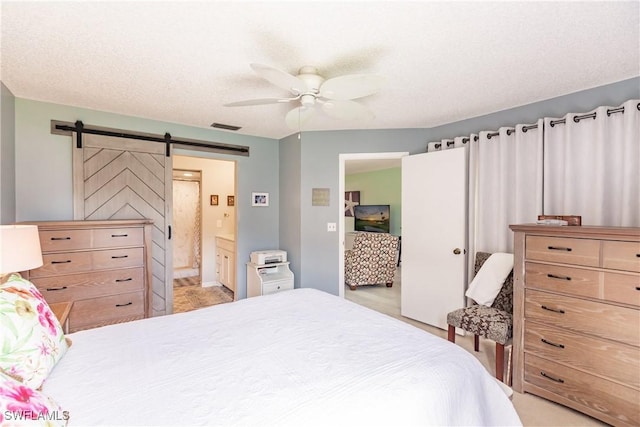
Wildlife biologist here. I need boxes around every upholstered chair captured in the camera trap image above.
[446,252,514,382]
[345,232,399,290]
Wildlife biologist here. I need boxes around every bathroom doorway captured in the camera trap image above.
[172,169,202,280]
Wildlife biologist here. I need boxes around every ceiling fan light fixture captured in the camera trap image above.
[226,63,384,127]
[300,94,316,107]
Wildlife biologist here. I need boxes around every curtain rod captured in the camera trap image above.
[549,104,633,127]
[440,102,637,144]
[52,120,250,157]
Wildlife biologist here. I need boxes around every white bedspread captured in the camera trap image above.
[44,288,521,426]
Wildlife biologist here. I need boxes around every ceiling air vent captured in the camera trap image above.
[211,122,242,131]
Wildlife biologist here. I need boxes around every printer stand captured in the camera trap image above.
[246,262,294,298]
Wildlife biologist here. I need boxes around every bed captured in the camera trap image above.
[0,279,521,426]
[24,288,520,426]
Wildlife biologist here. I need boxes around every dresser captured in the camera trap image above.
[510,225,640,426]
[23,220,153,333]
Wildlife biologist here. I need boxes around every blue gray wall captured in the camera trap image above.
[282,77,640,296]
[278,132,302,288]
[1,82,16,224]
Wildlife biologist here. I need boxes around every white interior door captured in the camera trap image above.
[401,148,467,330]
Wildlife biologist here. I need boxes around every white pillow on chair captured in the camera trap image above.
[465,253,514,306]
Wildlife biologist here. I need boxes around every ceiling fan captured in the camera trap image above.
[224,63,385,129]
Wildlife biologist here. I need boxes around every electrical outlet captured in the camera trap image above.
[327,222,337,232]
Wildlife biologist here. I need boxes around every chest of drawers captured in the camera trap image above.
[510,225,640,426]
[22,220,153,332]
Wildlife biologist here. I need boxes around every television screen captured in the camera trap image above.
[354,205,390,233]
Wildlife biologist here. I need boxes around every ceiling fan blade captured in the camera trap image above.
[319,74,386,100]
[321,100,375,121]
[250,63,308,95]
[285,106,315,129]
[224,97,298,107]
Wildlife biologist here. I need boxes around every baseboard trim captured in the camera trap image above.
[202,281,221,288]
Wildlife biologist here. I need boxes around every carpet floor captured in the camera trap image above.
[173,276,233,313]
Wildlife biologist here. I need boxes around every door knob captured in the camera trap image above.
[453,248,462,255]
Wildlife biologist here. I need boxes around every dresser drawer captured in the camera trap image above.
[92,247,144,270]
[38,229,92,252]
[526,236,600,267]
[32,268,144,303]
[524,353,640,427]
[525,289,640,346]
[69,291,145,331]
[524,321,640,389]
[31,252,93,277]
[603,241,640,272]
[525,262,600,298]
[93,227,144,248]
[603,272,640,307]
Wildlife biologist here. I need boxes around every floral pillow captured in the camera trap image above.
[0,370,68,426]
[0,274,69,389]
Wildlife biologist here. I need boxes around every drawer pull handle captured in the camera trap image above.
[115,278,133,282]
[45,286,68,291]
[541,305,565,314]
[541,338,565,349]
[547,273,571,281]
[111,255,129,259]
[115,302,133,307]
[51,260,71,264]
[547,246,572,252]
[540,371,564,383]
[50,237,71,241]
[111,234,128,237]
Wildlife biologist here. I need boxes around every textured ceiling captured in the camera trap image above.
[1,1,638,140]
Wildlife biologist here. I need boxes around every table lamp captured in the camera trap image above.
[0,224,43,283]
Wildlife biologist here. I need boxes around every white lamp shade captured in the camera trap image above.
[0,225,44,275]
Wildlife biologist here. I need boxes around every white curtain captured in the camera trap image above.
[544,99,640,226]
[471,120,543,253]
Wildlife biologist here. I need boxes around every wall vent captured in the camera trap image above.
[211,122,242,131]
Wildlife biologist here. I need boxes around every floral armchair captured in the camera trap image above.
[345,232,399,290]
[446,252,514,382]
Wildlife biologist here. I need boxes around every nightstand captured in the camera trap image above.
[49,301,73,334]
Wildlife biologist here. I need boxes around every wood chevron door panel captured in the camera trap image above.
[73,133,172,316]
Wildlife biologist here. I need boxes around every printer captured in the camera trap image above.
[250,250,287,265]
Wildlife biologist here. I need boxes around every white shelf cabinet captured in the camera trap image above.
[247,262,294,298]
[216,236,235,293]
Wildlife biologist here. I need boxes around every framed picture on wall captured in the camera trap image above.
[252,192,269,207]
[345,191,360,217]
[227,195,235,206]
[210,195,219,206]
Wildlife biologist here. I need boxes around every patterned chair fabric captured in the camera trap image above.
[345,232,399,288]
[446,252,514,344]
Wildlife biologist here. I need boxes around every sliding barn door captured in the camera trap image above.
[401,148,467,330]
[72,133,173,316]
